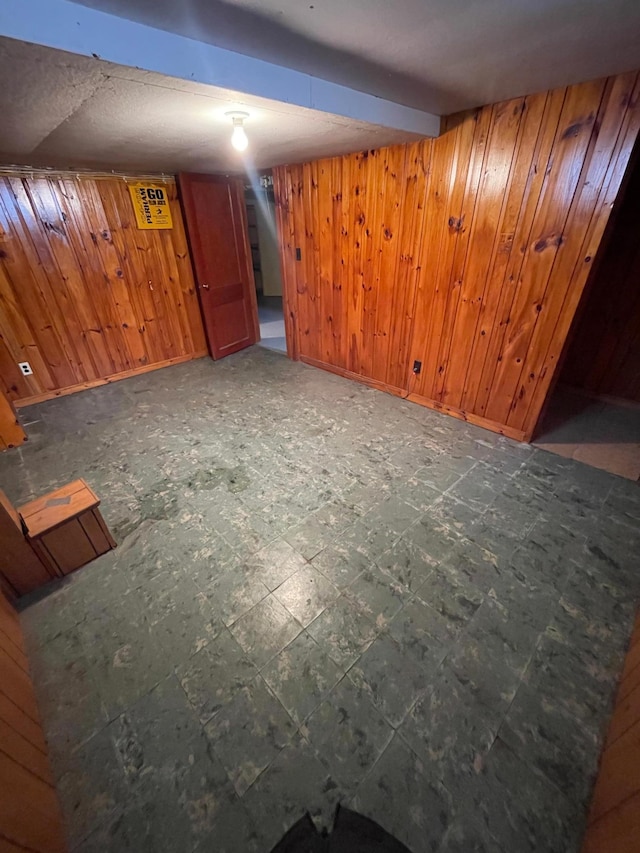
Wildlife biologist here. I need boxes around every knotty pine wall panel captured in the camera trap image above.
[561,145,640,404]
[0,591,66,852]
[581,612,640,853]
[0,174,207,406]
[0,390,25,449]
[274,71,640,441]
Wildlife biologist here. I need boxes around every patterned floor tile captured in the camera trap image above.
[261,631,344,724]
[229,594,303,668]
[204,676,297,796]
[303,677,393,791]
[273,565,340,626]
[307,595,379,669]
[3,351,634,853]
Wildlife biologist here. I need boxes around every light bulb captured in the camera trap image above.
[231,123,248,152]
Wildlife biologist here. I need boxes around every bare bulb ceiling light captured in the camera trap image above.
[226,111,249,152]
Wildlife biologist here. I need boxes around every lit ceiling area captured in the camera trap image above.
[73,0,640,114]
[0,38,426,174]
[2,0,640,175]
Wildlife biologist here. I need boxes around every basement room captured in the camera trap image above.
[0,1,639,852]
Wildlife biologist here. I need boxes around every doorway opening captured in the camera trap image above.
[533,141,640,481]
[245,177,286,354]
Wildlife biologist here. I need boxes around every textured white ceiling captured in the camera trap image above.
[72,0,640,114]
[0,38,424,174]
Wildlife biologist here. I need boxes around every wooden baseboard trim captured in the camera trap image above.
[14,352,209,408]
[299,356,406,399]
[299,355,527,443]
[406,392,527,442]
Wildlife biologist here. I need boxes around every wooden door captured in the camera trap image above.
[0,590,67,852]
[179,173,259,358]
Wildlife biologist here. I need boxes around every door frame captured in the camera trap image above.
[271,174,299,361]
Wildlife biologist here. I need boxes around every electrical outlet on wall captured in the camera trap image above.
[18,362,33,376]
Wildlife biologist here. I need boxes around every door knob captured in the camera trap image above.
[201,283,210,290]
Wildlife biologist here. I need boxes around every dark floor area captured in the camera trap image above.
[257,295,286,353]
[534,386,640,481]
[1,348,638,853]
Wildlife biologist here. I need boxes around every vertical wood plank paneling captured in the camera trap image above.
[517,72,640,431]
[372,146,406,384]
[456,98,527,410]
[56,179,132,374]
[385,140,430,390]
[471,89,563,420]
[484,77,607,428]
[0,391,26,449]
[316,159,334,367]
[92,179,159,368]
[348,153,367,376]
[332,156,346,369]
[561,93,640,406]
[419,111,482,404]
[272,165,298,358]
[405,127,458,399]
[430,103,493,405]
[0,173,206,408]
[274,70,640,440]
[582,611,640,853]
[0,591,66,852]
[0,182,77,396]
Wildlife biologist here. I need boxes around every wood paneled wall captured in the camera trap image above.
[0,174,207,407]
[582,612,640,853]
[274,71,640,441]
[0,390,26,449]
[0,591,66,852]
[561,146,640,404]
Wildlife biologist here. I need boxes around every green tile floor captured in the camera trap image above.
[2,348,638,852]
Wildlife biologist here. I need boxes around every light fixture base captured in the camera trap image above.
[224,111,250,120]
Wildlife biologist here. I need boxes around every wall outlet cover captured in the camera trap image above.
[18,362,33,376]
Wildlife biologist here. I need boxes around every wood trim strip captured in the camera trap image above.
[299,355,527,441]
[273,166,299,361]
[299,355,407,398]
[405,391,527,442]
[15,351,208,408]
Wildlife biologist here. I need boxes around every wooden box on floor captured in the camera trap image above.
[20,479,116,577]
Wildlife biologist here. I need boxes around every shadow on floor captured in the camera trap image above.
[534,386,640,480]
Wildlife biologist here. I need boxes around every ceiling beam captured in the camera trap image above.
[0,0,440,137]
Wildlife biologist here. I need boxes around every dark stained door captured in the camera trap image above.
[179,173,259,358]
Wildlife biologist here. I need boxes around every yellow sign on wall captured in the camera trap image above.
[128,183,173,230]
